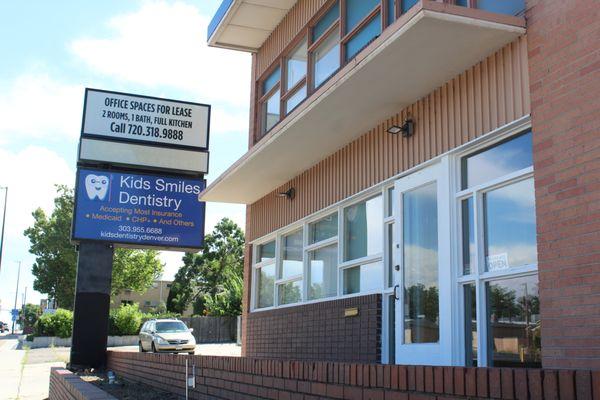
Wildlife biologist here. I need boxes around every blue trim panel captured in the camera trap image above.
[208,0,234,42]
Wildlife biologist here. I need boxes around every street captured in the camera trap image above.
[0,331,240,400]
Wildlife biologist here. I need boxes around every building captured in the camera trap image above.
[202,0,599,371]
[111,280,172,313]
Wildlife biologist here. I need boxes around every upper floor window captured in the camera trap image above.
[284,39,308,114]
[255,0,523,140]
[261,67,281,135]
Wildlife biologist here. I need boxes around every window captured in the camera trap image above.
[309,213,337,244]
[258,240,276,262]
[401,0,418,13]
[252,190,389,310]
[343,260,383,294]
[343,195,383,261]
[458,130,539,367]
[260,68,281,136]
[312,30,340,88]
[403,183,439,344]
[345,0,379,33]
[285,85,307,114]
[386,0,396,26]
[312,1,339,42]
[277,230,303,305]
[281,230,303,279]
[476,0,525,16]
[257,264,275,308]
[308,244,337,300]
[461,131,532,189]
[283,38,308,114]
[255,240,276,308]
[484,178,537,270]
[342,195,384,294]
[487,276,540,367]
[345,13,381,62]
[287,39,308,90]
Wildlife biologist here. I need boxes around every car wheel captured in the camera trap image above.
[151,342,157,353]
[188,351,194,355]
[139,342,145,353]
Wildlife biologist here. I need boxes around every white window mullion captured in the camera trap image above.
[476,278,488,367]
[337,207,343,296]
[302,223,309,302]
[274,235,282,306]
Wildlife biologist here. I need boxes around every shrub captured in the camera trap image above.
[109,303,143,336]
[35,309,73,338]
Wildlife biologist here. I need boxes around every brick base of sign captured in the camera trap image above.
[49,368,116,400]
[106,351,597,400]
[245,294,382,363]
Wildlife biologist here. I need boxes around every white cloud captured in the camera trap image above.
[70,1,251,109]
[0,74,83,143]
[0,147,74,321]
[0,147,74,240]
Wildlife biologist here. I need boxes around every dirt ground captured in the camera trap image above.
[81,372,179,400]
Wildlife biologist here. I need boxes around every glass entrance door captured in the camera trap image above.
[393,161,452,365]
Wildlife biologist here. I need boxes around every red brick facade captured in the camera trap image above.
[107,351,600,399]
[245,294,381,363]
[49,368,116,400]
[526,0,600,369]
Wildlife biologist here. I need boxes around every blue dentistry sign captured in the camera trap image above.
[72,168,205,250]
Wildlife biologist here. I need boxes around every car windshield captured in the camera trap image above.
[155,321,188,333]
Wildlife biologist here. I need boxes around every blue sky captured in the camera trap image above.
[0,1,250,322]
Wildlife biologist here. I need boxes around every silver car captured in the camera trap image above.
[138,319,196,354]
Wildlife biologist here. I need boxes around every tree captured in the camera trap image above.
[167,218,244,316]
[24,185,164,309]
[19,303,42,333]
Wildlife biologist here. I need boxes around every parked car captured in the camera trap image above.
[138,319,196,355]
[0,321,8,333]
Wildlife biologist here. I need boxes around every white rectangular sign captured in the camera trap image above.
[79,138,209,174]
[82,88,210,150]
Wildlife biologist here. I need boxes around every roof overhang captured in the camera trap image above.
[208,0,298,52]
[202,2,526,204]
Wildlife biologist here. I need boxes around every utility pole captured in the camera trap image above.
[0,187,7,274]
[12,261,21,334]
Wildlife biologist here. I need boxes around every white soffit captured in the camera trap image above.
[209,0,297,51]
[202,5,526,204]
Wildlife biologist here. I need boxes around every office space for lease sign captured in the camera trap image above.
[82,89,210,150]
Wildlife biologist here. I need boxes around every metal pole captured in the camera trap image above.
[12,261,21,334]
[0,187,7,274]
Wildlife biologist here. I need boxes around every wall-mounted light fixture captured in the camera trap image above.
[387,118,414,137]
[276,187,295,200]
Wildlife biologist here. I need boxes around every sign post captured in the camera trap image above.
[69,89,209,370]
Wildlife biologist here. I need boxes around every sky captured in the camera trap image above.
[0,0,251,323]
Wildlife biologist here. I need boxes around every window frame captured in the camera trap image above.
[452,125,538,368]
[252,236,277,309]
[253,0,503,143]
[249,115,536,367]
[250,186,390,312]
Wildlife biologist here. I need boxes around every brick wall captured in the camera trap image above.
[245,294,381,363]
[107,351,599,399]
[526,0,600,369]
[49,368,116,400]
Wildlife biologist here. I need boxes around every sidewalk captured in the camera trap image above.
[0,333,66,400]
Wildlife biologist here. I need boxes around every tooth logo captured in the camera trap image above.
[85,174,110,201]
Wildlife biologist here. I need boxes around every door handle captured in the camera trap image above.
[393,284,400,301]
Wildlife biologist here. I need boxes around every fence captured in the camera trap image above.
[180,316,237,343]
